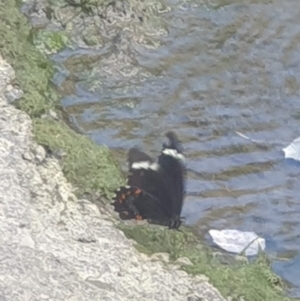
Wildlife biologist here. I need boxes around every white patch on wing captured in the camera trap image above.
[131,161,152,169]
[162,148,185,161]
[131,161,160,171]
[149,163,160,171]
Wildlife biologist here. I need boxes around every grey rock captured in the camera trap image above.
[150,252,170,263]
[176,257,194,266]
[5,84,24,103]
[0,54,226,301]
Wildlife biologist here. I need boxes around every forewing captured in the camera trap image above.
[127,148,164,199]
[158,132,186,218]
[128,147,153,167]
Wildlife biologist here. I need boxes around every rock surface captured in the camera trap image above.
[0,54,226,301]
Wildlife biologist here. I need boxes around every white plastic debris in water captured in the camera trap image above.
[282,136,300,161]
[208,229,266,256]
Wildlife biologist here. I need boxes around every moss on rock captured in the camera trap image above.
[33,118,125,197]
[0,0,56,117]
[32,30,70,55]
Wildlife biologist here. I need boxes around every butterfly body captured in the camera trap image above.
[112,132,186,229]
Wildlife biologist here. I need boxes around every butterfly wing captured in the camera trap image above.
[112,185,169,222]
[112,132,186,229]
[127,147,164,200]
[157,132,186,224]
[128,147,153,167]
[112,186,141,219]
[113,147,167,221]
[127,132,186,228]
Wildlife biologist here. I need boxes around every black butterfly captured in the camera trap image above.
[112,131,186,229]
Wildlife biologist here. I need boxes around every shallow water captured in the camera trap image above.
[52,0,300,296]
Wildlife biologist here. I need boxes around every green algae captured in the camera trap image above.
[119,224,297,301]
[0,0,125,197]
[31,30,70,55]
[0,0,57,117]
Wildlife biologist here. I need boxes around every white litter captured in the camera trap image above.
[282,136,300,161]
[208,229,266,256]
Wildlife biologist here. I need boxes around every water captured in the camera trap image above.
[50,0,300,296]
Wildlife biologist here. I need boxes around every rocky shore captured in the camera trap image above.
[0,54,226,301]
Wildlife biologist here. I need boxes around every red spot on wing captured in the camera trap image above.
[134,188,142,195]
[135,215,143,221]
